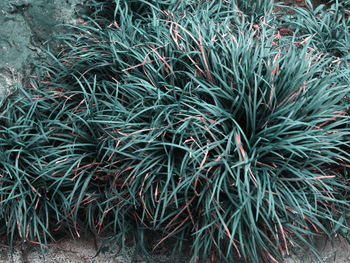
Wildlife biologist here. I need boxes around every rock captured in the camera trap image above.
[0,0,88,101]
[0,247,22,263]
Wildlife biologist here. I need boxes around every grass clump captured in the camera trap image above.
[1,0,350,262]
[276,0,350,59]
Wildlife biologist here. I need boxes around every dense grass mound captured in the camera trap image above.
[1,0,350,262]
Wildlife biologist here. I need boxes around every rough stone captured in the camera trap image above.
[0,0,88,102]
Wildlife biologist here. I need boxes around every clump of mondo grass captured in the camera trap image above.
[0,87,78,251]
[1,0,350,262]
[275,0,350,60]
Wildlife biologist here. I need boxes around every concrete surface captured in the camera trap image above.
[0,234,185,263]
[0,235,132,263]
[1,235,350,263]
[285,238,350,263]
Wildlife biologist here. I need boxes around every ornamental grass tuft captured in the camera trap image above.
[1,0,350,262]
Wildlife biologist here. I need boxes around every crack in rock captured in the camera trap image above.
[0,0,88,100]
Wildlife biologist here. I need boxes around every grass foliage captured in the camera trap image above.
[1,0,350,262]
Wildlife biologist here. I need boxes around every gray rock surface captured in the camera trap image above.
[0,0,87,100]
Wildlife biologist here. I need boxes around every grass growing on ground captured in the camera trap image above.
[1,0,350,262]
